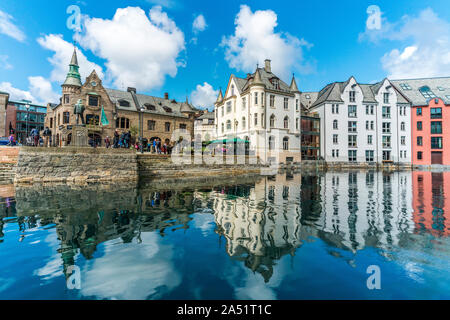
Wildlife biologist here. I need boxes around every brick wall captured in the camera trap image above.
[0,147,19,164]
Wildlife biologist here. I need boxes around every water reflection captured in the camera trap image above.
[0,170,449,299]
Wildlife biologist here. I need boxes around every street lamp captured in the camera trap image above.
[139,106,145,154]
[25,104,30,145]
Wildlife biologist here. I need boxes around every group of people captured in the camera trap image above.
[110,130,132,149]
[146,138,173,154]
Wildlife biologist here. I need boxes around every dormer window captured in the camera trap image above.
[145,103,156,111]
[271,78,279,90]
[349,91,356,102]
[118,100,130,107]
[163,106,172,113]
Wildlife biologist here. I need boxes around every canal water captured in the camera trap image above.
[0,171,449,300]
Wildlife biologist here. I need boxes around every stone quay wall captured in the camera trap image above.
[0,147,19,184]
[14,147,138,184]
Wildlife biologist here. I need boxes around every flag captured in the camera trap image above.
[101,105,109,126]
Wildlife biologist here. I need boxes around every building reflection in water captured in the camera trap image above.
[1,170,449,286]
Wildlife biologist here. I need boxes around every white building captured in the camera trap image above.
[194,111,215,141]
[214,60,302,163]
[309,77,411,164]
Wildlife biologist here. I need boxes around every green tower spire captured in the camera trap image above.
[63,47,82,87]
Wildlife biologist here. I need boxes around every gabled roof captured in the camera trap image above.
[310,83,343,108]
[300,92,318,110]
[196,112,215,120]
[106,88,192,119]
[241,68,292,93]
[390,77,450,106]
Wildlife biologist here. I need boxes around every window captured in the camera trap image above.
[383,151,391,161]
[284,98,289,110]
[383,93,389,104]
[296,99,299,111]
[382,122,391,133]
[270,115,275,128]
[50,118,53,128]
[231,85,235,96]
[270,95,275,107]
[431,121,442,134]
[165,122,171,132]
[366,121,369,130]
[145,104,156,111]
[348,135,357,148]
[242,117,246,130]
[400,83,412,90]
[221,106,224,117]
[417,152,423,160]
[348,121,357,132]
[226,120,231,130]
[255,92,258,105]
[431,108,442,119]
[119,100,130,107]
[221,123,224,133]
[416,107,422,116]
[368,135,373,145]
[242,97,246,110]
[261,93,264,106]
[254,113,258,126]
[272,79,279,90]
[348,105,357,117]
[64,94,70,104]
[63,112,70,124]
[88,95,99,107]
[180,123,187,130]
[366,150,374,162]
[382,106,391,118]
[333,134,338,144]
[417,136,423,146]
[283,137,289,150]
[296,118,299,130]
[401,136,406,145]
[332,104,339,114]
[382,136,391,148]
[349,91,356,102]
[419,86,436,99]
[417,121,423,131]
[365,105,374,115]
[333,120,338,130]
[431,137,443,149]
[148,120,155,130]
[284,116,289,129]
[348,150,357,162]
[370,121,374,130]
[86,114,100,126]
[261,113,265,128]
[269,136,275,150]
[226,101,232,113]
[401,122,405,131]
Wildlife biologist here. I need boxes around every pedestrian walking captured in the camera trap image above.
[43,126,52,147]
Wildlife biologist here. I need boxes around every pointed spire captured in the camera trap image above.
[216,89,223,103]
[63,46,82,87]
[290,73,299,92]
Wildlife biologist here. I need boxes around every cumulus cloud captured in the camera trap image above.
[0,77,59,104]
[0,10,26,42]
[75,6,185,91]
[193,14,207,33]
[361,8,450,79]
[146,0,176,8]
[37,34,104,84]
[190,82,218,109]
[221,5,313,79]
[0,55,12,70]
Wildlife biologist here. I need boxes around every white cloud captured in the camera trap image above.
[221,5,313,79]
[146,0,176,8]
[75,6,185,91]
[37,34,104,84]
[0,55,12,69]
[193,14,207,34]
[0,10,26,42]
[0,77,59,104]
[361,8,450,79]
[190,82,218,109]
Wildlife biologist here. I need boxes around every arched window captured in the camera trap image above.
[284,116,289,129]
[269,136,275,150]
[226,120,231,130]
[270,114,275,128]
[283,137,289,150]
[116,117,130,129]
[242,117,246,130]
[333,120,338,129]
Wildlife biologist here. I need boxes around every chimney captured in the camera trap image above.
[264,59,271,73]
[164,92,169,100]
[127,87,136,93]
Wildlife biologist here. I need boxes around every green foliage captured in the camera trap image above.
[130,125,138,137]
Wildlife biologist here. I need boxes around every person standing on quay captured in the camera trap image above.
[105,136,111,149]
[43,127,52,147]
[113,130,119,148]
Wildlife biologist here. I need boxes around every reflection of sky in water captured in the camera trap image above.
[0,172,449,300]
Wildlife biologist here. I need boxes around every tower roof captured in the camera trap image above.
[290,74,300,92]
[216,89,223,103]
[63,47,82,87]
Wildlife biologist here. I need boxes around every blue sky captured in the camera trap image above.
[0,0,449,108]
